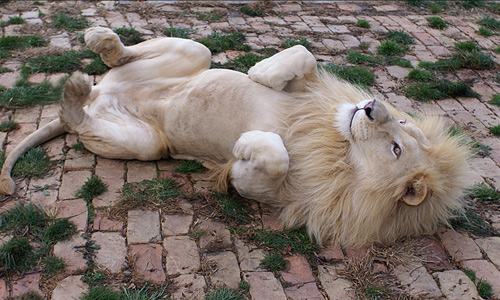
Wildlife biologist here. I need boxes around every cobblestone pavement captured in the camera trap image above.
[1,1,500,299]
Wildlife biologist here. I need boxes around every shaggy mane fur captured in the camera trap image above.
[216,70,470,246]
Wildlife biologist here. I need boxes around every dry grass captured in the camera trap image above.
[370,238,424,270]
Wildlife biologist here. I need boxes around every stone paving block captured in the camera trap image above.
[51,275,88,300]
[12,106,41,123]
[93,232,127,273]
[5,123,37,155]
[172,274,206,300]
[419,236,451,271]
[93,176,124,208]
[164,236,200,275]
[127,161,156,183]
[437,228,482,261]
[93,211,123,231]
[475,237,500,269]
[64,149,95,171]
[206,251,241,289]
[284,282,325,300]
[127,210,161,244]
[244,272,286,300]
[386,65,410,79]
[130,244,166,284]
[0,278,7,299]
[50,33,71,49]
[105,11,128,28]
[318,242,344,261]
[41,135,65,160]
[53,235,87,273]
[56,199,88,232]
[59,170,91,200]
[11,273,42,297]
[462,260,500,298]
[318,265,355,300]
[436,270,480,300]
[235,239,267,271]
[280,254,315,285]
[198,219,232,251]
[394,262,442,297]
[162,214,192,236]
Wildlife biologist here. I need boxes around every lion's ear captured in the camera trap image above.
[402,175,428,206]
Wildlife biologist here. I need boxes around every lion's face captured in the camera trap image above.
[336,99,431,206]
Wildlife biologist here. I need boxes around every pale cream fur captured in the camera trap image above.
[0,28,471,246]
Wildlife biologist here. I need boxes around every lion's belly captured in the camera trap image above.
[161,69,288,165]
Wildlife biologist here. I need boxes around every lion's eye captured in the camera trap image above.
[399,120,407,125]
[392,142,402,158]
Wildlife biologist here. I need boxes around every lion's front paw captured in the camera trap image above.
[85,27,124,57]
[64,72,92,99]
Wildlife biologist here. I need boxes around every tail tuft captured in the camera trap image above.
[0,175,16,195]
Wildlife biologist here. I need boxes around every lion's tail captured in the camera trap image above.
[0,118,66,195]
[208,159,236,194]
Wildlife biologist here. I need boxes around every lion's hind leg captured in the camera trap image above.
[85,27,132,68]
[248,45,318,93]
[230,131,289,204]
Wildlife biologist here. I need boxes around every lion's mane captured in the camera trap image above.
[215,70,470,246]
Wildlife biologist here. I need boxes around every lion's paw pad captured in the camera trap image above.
[85,27,122,55]
[65,72,91,97]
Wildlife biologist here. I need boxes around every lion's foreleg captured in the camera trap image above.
[230,131,289,204]
[59,72,92,133]
[248,45,318,93]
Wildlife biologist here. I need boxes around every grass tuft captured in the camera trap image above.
[163,27,193,39]
[81,286,121,300]
[239,5,263,17]
[477,27,494,36]
[0,80,65,106]
[0,237,35,275]
[22,51,82,76]
[385,29,416,45]
[42,255,65,275]
[356,19,371,29]
[114,27,145,46]
[205,287,245,300]
[8,16,26,25]
[224,52,267,74]
[455,41,479,52]
[82,57,109,75]
[463,268,493,298]
[0,203,46,235]
[254,228,317,255]
[176,160,206,174]
[363,286,390,299]
[15,291,44,300]
[450,209,497,236]
[322,64,375,89]
[71,141,88,152]
[198,32,249,54]
[377,40,408,56]
[195,11,224,23]
[461,0,485,9]
[427,16,447,29]
[407,69,434,82]
[0,120,19,132]
[121,178,180,206]
[479,16,500,30]
[76,176,107,202]
[281,38,312,50]
[12,147,53,178]
[489,94,500,106]
[211,193,254,224]
[0,35,46,51]
[405,80,479,101]
[43,218,77,244]
[466,183,500,202]
[53,13,88,31]
[260,253,287,275]
[489,124,500,136]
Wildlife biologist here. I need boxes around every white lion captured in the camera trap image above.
[0,28,470,246]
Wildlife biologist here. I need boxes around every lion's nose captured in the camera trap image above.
[363,100,375,121]
[365,99,390,124]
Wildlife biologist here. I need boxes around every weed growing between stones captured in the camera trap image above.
[477,27,494,36]
[427,16,447,29]
[384,29,416,46]
[208,192,255,225]
[113,27,146,46]
[322,64,375,89]
[71,141,88,152]
[81,284,168,300]
[460,0,485,9]
[346,51,412,68]
[205,287,246,300]
[420,42,496,71]
[356,19,371,29]
[447,126,491,157]
[239,5,263,17]
[198,32,250,54]
[76,176,108,202]
[7,16,26,25]
[163,27,193,39]
[222,52,268,74]
[463,268,494,298]
[450,210,497,237]
[22,51,82,76]
[195,10,224,23]
[479,16,500,30]
[81,57,109,75]
[0,35,46,51]
[12,147,54,178]
[52,13,88,31]
[14,291,44,299]
[41,256,66,275]
[489,94,500,106]
[404,79,479,102]
[0,120,18,132]
[377,40,408,56]
[0,80,65,106]
[281,38,312,50]
[175,159,206,174]
[253,228,317,256]
[489,124,500,136]
[260,253,287,275]
[466,183,500,202]
[407,69,434,82]
[0,203,77,276]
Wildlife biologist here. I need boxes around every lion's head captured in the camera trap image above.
[278,70,471,246]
